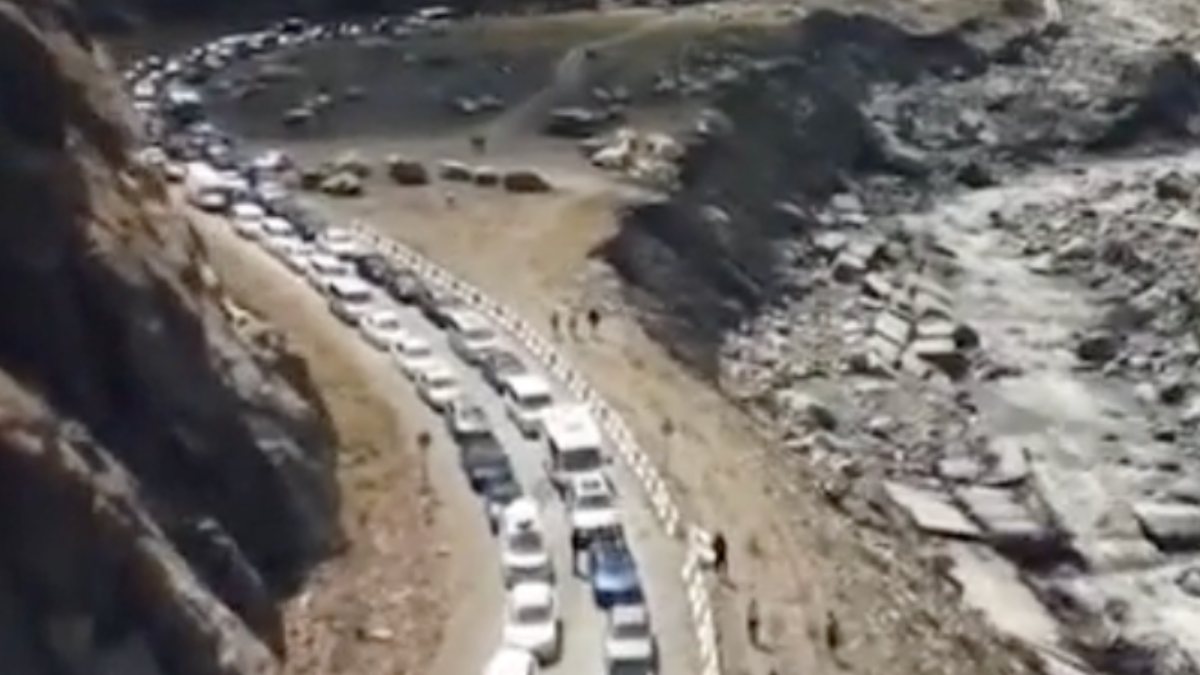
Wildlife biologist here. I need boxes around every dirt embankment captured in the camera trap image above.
[0,2,344,674]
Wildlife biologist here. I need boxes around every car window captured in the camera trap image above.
[578,492,611,510]
[562,448,602,472]
[612,621,649,640]
[510,529,543,552]
[514,603,551,624]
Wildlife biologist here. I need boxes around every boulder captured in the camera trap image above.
[911,336,969,378]
[503,170,552,193]
[1076,331,1120,364]
[386,156,429,185]
[1132,501,1200,549]
[955,486,1064,561]
[1177,567,1200,597]
[1155,171,1192,201]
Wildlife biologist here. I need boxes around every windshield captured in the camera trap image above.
[464,326,494,341]
[430,373,457,388]
[338,289,371,303]
[518,392,552,410]
[404,343,432,358]
[315,259,349,275]
[510,529,543,553]
[578,492,612,510]
[613,620,650,640]
[514,603,551,624]
[562,448,602,472]
[459,407,486,426]
[371,316,403,331]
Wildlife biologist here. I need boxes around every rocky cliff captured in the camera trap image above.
[0,1,340,673]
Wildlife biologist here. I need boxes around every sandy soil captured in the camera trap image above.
[186,203,454,675]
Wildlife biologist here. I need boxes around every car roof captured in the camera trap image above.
[485,647,535,674]
[309,252,349,266]
[448,309,489,331]
[571,473,610,497]
[611,604,649,626]
[510,581,554,606]
[504,497,539,522]
[326,277,373,294]
[543,405,602,450]
[506,373,551,397]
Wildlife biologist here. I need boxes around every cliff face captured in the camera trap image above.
[0,1,340,673]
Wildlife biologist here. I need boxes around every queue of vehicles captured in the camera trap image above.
[130,8,662,672]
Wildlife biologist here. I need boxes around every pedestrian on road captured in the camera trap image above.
[747,597,762,650]
[825,610,842,654]
[550,309,561,341]
[417,430,432,493]
[712,530,728,580]
[567,312,579,341]
[587,307,601,337]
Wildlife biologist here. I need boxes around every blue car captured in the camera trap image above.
[588,539,643,608]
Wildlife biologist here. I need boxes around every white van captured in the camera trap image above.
[483,646,538,675]
[503,374,554,438]
[543,404,605,490]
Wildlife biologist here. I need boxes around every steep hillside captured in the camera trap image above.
[0,1,340,673]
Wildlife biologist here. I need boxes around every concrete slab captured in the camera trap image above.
[883,481,981,538]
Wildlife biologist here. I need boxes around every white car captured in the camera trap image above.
[603,604,657,674]
[414,359,462,411]
[566,472,619,539]
[393,332,436,376]
[326,277,377,326]
[231,202,266,238]
[446,310,499,365]
[500,498,553,585]
[304,253,356,291]
[265,237,312,272]
[259,216,295,241]
[502,374,554,438]
[359,309,407,351]
[503,582,561,664]
[316,226,368,260]
[483,647,538,675]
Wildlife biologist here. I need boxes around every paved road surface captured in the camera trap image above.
[193,197,696,675]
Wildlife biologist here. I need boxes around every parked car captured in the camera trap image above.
[446,309,499,365]
[588,538,642,608]
[359,309,407,351]
[484,646,539,675]
[500,498,553,585]
[231,201,266,238]
[413,359,461,411]
[415,283,467,327]
[326,278,377,326]
[502,582,562,665]
[603,604,658,675]
[391,329,432,371]
[446,398,490,440]
[501,374,554,438]
[482,470,523,533]
[303,253,356,291]
[383,268,423,304]
[258,216,295,242]
[355,253,395,287]
[479,347,527,391]
[460,433,511,492]
[265,236,311,273]
[316,226,368,260]
[566,472,620,554]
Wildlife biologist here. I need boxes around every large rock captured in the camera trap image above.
[1132,502,1200,549]
[0,6,341,673]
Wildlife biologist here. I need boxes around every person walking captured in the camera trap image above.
[747,597,762,650]
[566,312,579,341]
[586,307,601,338]
[550,309,561,341]
[711,531,729,581]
